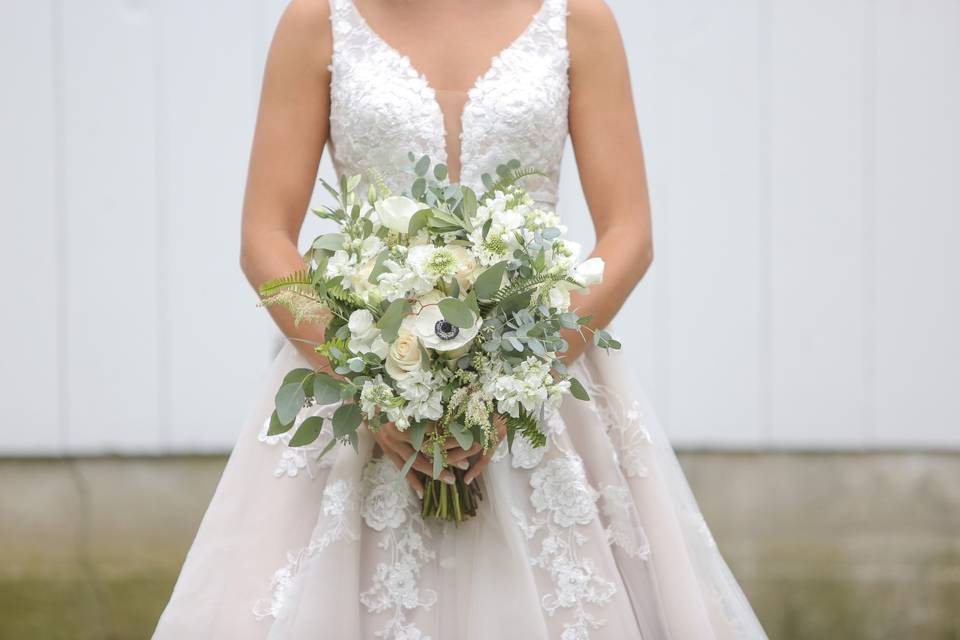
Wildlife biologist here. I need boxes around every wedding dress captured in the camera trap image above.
[154,0,768,638]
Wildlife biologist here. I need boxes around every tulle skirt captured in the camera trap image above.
[153,338,767,639]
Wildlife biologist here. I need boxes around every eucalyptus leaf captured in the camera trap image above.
[569,377,591,401]
[433,163,448,181]
[399,451,419,484]
[450,421,474,450]
[275,382,306,425]
[473,261,508,300]
[378,299,412,343]
[312,373,341,405]
[367,250,390,284]
[289,416,325,447]
[332,403,363,437]
[461,187,478,220]
[312,233,346,252]
[408,208,430,236]
[267,410,294,436]
[412,177,426,199]
[415,155,431,176]
[409,420,428,451]
[438,298,476,329]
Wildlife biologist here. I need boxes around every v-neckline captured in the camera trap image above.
[344,0,549,182]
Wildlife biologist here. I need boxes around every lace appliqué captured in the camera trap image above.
[513,456,616,640]
[258,401,339,479]
[359,457,438,640]
[253,479,359,619]
[599,484,650,560]
[581,375,653,479]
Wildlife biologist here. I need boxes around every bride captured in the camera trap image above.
[154,0,767,638]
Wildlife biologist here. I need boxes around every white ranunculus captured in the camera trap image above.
[575,257,605,288]
[410,290,481,352]
[385,329,423,380]
[374,195,422,234]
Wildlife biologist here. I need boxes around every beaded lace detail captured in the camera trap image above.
[328,0,569,205]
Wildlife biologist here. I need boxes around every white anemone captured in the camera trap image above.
[409,290,481,352]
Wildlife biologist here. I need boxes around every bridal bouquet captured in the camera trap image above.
[259,155,620,522]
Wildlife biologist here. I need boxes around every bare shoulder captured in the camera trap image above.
[565,0,626,78]
[566,0,621,42]
[270,0,333,70]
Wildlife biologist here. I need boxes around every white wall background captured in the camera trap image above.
[1,0,958,455]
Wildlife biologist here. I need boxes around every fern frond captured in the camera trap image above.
[480,273,580,313]
[260,288,330,326]
[507,409,546,448]
[482,167,545,200]
[258,269,313,297]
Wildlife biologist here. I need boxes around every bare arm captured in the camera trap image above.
[564,0,653,361]
[239,0,333,371]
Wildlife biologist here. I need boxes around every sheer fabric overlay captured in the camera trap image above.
[154,0,767,637]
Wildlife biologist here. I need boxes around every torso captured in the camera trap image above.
[327,0,570,207]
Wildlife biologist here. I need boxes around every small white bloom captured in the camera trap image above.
[574,257,605,287]
[325,249,357,280]
[374,195,422,234]
[347,309,389,359]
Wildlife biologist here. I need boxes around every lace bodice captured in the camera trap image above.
[328,0,570,207]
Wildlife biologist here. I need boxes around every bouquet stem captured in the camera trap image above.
[420,468,483,523]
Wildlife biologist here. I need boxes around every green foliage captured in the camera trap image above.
[507,408,546,449]
[569,377,591,402]
[378,299,412,342]
[438,298,475,329]
[473,261,508,300]
[289,416,325,447]
[480,165,545,200]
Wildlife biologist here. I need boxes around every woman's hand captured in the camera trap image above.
[372,422,482,497]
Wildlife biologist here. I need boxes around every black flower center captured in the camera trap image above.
[434,320,459,340]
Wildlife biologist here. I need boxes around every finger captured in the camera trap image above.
[395,442,455,484]
[445,443,482,465]
[464,447,498,485]
[383,449,424,497]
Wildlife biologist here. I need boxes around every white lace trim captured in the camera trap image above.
[253,479,359,619]
[513,456,617,640]
[359,457,437,640]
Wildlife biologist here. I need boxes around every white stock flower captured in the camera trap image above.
[347,309,388,359]
[325,249,357,280]
[395,369,443,422]
[409,290,481,352]
[374,195,422,234]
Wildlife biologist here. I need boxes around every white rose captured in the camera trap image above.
[449,245,482,289]
[374,195,422,234]
[410,290,481,352]
[574,257,605,288]
[385,330,423,380]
